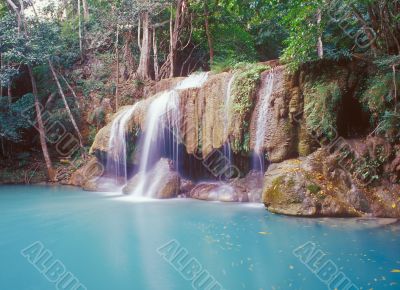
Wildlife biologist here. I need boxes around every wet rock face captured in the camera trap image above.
[179,73,233,157]
[188,171,264,203]
[230,170,264,202]
[189,182,249,202]
[179,178,196,196]
[122,158,180,199]
[250,66,294,162]
[89,67,307,170]
[262,149,400,218]
[249,66,307,163]
[69,156,105,191]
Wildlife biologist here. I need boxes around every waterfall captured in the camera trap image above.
[222,74,236,171]
[131,72,209,197]
[253,71,274,171]
[106,104,138,184]
[175,72,209,90]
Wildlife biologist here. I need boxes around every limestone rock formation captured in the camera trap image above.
[188,170,264,203]
[229,170,264,202]
[68,156,105,191]
[89,99,153,158]
[179,178,196,196]
[263,149,400,217]
[190,182,249,202]
[122,158,180,198]
[249,66,308,163]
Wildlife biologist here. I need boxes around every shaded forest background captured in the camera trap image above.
[0,0,399,182]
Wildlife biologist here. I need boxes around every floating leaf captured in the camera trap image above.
[258,231,271,235]
[391,269,400,273]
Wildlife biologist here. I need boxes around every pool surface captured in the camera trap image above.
[0,185,399,289]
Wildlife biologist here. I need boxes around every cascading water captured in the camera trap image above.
[131,72,209,197]
[222,74,236,172]
[175,72,209,90]
[253,71,274,172]
[106,104,138,185]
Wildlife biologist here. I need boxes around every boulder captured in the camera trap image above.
[263,149,400,217]
[122,158,180,198]
[180,178,196,196]
[190,182,249,202]
[89,99,153,157]
[69,157,104,190]
[229,170,264,202]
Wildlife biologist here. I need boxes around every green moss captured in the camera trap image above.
[307,183,321,194]
[359,69,400,141]
[265,176,285,204]
[287,177,295,187]
[232,64,268,115]
[303,81,342,141]
[230,63,269,153]
[316,191,326,201]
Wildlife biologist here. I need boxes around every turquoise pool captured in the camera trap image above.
[0,185,399,289]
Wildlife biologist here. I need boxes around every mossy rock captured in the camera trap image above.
[262,152,363,217]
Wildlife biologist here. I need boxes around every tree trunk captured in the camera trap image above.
[170,0,186,77]
[77,0,83,61]
[137,11,152,79]
[351,5,378,55]
[123,29,135,80]
[317,8,323,59]
[82,0,89,20]
[62,0,68,19]
[48,60,84,151]
[0,52,2,97]
[28,65,56,181]
[153,27,160,81]
[394,65,397,112]
[60,74,80,109]
[7,0,55,181]
[169,5,174,78]
[6,59,11,102]
[204,1,214,66]
[115,24,120,111]
[7,81,12,104]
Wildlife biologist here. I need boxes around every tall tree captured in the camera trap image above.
[6,0,56,181]
[48,60,84,153]
[204,0,214,65]
[170,0,187,77]
[137,11,152,79]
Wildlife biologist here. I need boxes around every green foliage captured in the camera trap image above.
[359,57,400,141]
[230,63,268,152]
[48,97,81,132]
[0,65,19,87]
[80,79,106,97]
[88,107,106,129]
[360,73,393,120]
[88,125,98,146]
[0,94,35,142]
[232,63,268,114]
[304,81,342,141]
[210,24,258,72]
[376,111,400,141]
[1,15,65,66]
[275,0,322,70]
